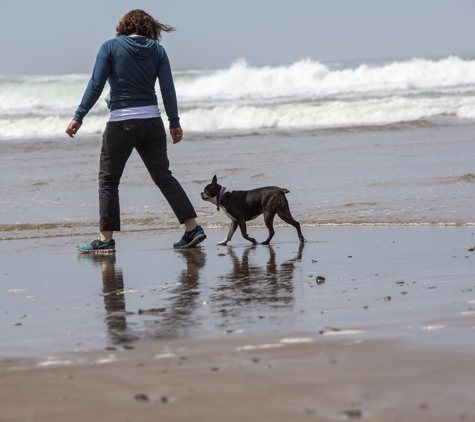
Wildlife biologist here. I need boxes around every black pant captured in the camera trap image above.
[99,117,196,231]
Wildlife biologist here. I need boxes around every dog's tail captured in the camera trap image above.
[281,188,290,194]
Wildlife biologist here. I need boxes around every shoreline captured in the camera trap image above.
[1,221,474,243]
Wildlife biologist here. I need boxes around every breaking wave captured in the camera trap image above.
[2,56,475,140]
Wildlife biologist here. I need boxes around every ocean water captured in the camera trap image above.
[0,56,474,238]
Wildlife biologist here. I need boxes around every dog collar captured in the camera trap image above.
[217,186,226,211]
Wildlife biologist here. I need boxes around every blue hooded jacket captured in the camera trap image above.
[73,36,180,128]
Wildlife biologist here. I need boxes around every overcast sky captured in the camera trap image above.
[1,0,475,75]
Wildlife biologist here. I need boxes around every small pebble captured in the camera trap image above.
[134,393,149,402]
[468,246,475,252]
[339,410,362,420]
[384,296,391,301]
[316,276,326,285]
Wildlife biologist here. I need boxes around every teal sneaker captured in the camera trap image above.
[173,225,206,249]
[77,238,116,254]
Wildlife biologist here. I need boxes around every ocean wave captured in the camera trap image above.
[1,95,475,140]
[180,96,475,131]
[2,56,475,140]
[175,56,475,104]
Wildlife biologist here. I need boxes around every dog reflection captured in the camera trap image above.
[212,243,304,319]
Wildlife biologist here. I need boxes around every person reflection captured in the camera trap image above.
[156,248,207,338]
[213,242,305,318]
[78,254,131,344]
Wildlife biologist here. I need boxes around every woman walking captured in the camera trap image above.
[66,9,205,253]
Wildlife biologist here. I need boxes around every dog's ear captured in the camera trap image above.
[212,175,217,185]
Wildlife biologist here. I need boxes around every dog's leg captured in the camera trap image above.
[238,219,258,245]
[217,220,238,246]
[277,205,305,242]
[261,211,276,245]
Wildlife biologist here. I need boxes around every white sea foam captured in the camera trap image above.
[180,96,475,131]
[175,56,475,102]
[2,56,475,140]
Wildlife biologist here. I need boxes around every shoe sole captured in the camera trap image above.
[175,234,206,249]
[76,248,116,254]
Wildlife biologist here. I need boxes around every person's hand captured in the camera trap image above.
[170,127,183,144]
[66,120,82,138]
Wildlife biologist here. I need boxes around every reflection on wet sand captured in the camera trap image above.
[78,254,131,344]
[212,244,304,322]
[80,243,304,346]
[155,249,207,338]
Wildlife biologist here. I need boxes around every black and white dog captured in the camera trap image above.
[201,175,305,246]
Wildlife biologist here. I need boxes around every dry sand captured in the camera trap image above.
[1,226,474,421]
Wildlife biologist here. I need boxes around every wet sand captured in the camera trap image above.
[1,226,475,420]
[2,334,475,422]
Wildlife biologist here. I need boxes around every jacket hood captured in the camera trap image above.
[116,35,157,59]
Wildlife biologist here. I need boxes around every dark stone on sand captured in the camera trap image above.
[138,308,166,315]
[123,344,134,350]
[105,346,117,351]
[160,396,169,403]
[348,256,352,258]
[339,410,362,420]
[316,276,326,284]
[251,358,261,363]
[468,246,475,251]
[211,367,219,371]
[134,393,149,402]
[384,296,391,301]
[14,323,22,326]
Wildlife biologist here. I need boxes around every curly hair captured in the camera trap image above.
[116,9,175,42]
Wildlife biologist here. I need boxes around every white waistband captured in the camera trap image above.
[109,105,161,122]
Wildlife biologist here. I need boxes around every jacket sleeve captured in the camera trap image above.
[157,49,180,129]
[73,42,111,124]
